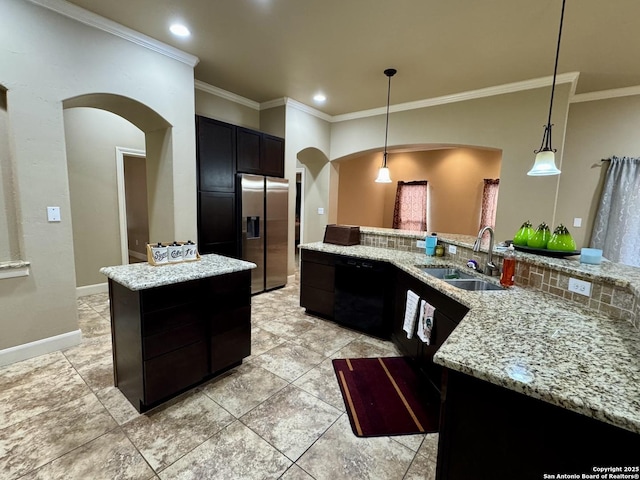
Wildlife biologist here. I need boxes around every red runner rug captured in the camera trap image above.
[332,356,440,437]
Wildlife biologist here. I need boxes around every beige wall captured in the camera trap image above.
[0,0,196,355]
[195,88,259,129]
[65,108,145,287]
[260,106,286,139]
[556,94,640,248]
[337,148,501,235]
[330,84,572,243]
[287,105,332,251]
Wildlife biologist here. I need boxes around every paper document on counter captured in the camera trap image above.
[403,290,420,338]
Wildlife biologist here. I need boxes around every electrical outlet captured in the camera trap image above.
[317,207,325,215]
[573,217,582,228]
[416,240,426,248]
[448,245,457,254]
[568,278,591,296]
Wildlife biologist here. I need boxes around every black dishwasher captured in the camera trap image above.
[334,256,391,339]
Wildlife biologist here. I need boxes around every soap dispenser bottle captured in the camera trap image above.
[500,245,516,287]
[426,233,438,256]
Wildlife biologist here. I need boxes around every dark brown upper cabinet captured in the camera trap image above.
[196,116,236,193]
[236,128,285,178]
[236,127,262,174]
[261,134,285,177]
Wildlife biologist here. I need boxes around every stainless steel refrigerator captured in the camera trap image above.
[239,174,289,294]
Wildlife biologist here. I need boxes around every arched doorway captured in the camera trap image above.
[62,93,172,293]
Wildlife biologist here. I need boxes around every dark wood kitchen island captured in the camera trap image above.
[100,254,256,412]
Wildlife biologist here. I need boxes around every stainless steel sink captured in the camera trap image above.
[419,267,476,280]
[444,279,504,291]
[419,267,504,291]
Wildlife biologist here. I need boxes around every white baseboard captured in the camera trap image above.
[0,329,83,367]
[76,283,108,297]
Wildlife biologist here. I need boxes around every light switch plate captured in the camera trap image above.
[448,245,457,254]
[317,207,325,215]
[573,217,582,228]
[47,206,61,222]
[568,277,591,296]
[416,240,426,248]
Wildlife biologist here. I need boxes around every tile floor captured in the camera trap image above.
[0,274,438,480]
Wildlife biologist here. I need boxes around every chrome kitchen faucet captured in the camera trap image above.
[473,226,499,276]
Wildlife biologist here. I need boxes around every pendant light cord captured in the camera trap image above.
[544,0,566,142]
[382,68,396,167]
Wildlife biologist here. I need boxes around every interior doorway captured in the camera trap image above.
[295,167,305,265]
[116,147,148,264]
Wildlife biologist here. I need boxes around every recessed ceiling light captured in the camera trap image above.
[170,24,191,37]
[313,93,326,103]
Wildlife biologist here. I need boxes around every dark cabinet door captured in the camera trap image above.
[197,116,236,193]
[300,250,336,319]
[262,134,284,177]
[198,191,237,256]
[392,270,424,359]
[392,269,468,389]
[236,127,262,174]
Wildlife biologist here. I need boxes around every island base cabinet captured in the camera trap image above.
[436,370,640,480]
[108,270,251,413]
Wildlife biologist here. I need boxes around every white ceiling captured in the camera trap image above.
[64,0,640,116]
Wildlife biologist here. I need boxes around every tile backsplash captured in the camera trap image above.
[361,230,638,328]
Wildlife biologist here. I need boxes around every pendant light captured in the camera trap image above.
[375,68,397,183]
[528,0,566,176]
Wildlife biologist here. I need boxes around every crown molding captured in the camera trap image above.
[27,0,199,67]
[194,80,260,110]
[281,98,333,122]
[195,72,587,124]
[260,98,287,110]
[333,72,581,123]
[571,85,640,104]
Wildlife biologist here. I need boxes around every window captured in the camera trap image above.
[392,181,428,231]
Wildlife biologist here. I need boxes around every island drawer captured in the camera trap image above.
[142,303,201,337]
[143,340,208,405]
[141,281,200,313]
[142,320,205,360]
[202,271,251,309]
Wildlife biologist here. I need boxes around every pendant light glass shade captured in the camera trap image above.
[375,165,392,183]
[528,0,566,177]
[375,68,397,183]
[528,150,561,176]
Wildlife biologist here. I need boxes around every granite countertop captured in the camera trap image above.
[100,254,256,291]
[299,241,640,435]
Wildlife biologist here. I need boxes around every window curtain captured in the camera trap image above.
[479,179,500,230]
[591,156,640,267]
[392,181,428,231]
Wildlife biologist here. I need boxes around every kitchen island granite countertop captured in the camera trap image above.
[299,241,640,436]
[100,254,256,291]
